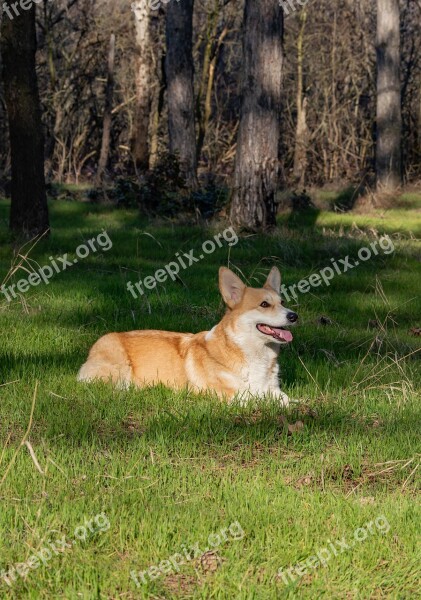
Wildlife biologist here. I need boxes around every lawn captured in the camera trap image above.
[0,194,420,599]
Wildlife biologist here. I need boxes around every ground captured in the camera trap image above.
[0,192,420,599]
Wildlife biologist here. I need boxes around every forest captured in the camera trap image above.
[0,0,420,233]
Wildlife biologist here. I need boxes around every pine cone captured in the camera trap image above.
[196,550,222,574]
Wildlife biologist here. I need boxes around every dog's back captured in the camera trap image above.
[77,330,194,389]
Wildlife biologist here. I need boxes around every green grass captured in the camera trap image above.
[0,194,420,599]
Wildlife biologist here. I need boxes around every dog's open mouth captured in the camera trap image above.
[256,324,293,343]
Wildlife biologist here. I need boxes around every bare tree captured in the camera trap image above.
[292,8,309,187]
[96,33,116,184]
[1,0,420,191]
[376,0,402,190]
[1,5,49,237]
[196,0,230,161]
[165,0,198,188]
[230,0,284,231]
[132,0,152,171]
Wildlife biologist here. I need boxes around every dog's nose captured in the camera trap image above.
[287,311,298,323]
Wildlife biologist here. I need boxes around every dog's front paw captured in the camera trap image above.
[276,391,290,408]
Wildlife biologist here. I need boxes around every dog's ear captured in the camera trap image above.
[263,266,281,294]
[219,267,246,308]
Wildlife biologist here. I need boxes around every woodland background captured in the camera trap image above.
[0,0,420,236]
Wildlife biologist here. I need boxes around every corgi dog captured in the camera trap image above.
[77,266,298,405]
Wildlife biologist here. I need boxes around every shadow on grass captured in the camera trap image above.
[1,349,419,454]
[285,190,320,231]
[328,186,363,212]
[33,390,421,474]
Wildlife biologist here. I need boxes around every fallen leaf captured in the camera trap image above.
[287,420,304,434]
[358,496,375,505]
[278,416,304,435]
[317,316,333,326]
[295,474,314,487]
[298,405,318,418]
[342,464,354,480]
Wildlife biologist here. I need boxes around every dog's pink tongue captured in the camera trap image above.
[259,324,293,342]
[272,327,293,342]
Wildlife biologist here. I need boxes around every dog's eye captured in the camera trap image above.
[260,301,270,308]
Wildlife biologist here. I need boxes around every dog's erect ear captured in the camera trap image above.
[263,266,281,294]
[219,267,246,308]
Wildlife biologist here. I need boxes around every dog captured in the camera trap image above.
[77,266,298,405]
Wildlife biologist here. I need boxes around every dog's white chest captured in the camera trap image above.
[241,358,279,394]
[226,329,281,395]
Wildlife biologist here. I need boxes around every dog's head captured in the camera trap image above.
[219,266,298,345]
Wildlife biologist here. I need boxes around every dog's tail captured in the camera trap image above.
[77,333,132,388]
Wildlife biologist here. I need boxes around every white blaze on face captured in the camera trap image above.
[234,307,290,342]
[234,303,295,345]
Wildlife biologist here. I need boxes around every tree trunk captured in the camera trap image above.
[149,15,166,170]
[376,0,402,190]
[196,1,218,160]
[230,0,284,231]
[196,8,229,162]
[96,33,116,185]
[1,5,49,237]
[132,1,152,172]
[165,0,198,189]
[293,9,309,188]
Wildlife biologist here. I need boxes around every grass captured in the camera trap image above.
[0,193,420,599]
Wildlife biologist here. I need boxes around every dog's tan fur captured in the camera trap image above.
[78,267,297,404]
